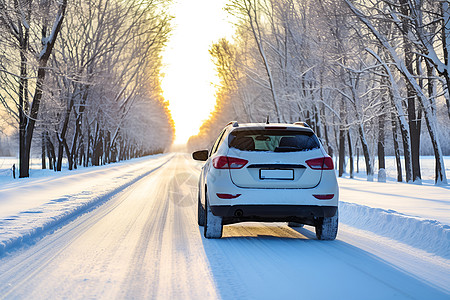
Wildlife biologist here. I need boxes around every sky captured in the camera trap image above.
[161,0,234,144]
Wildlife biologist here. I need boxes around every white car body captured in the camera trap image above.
[193,122,339,239]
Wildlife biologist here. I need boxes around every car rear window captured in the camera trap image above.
[228,130,320,152]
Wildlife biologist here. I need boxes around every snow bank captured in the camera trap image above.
[340,201,450,259]
[0,155,172,256]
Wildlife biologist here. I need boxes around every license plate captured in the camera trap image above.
[259,169,294,180]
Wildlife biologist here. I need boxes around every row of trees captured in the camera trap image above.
[0,0,174,177]
[188,0,449,185]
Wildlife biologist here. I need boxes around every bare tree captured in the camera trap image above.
[346,0,447,185]
[0,0,67,178]
[227,0,284,122]
[188,0,448,186]
[1,0,174,176]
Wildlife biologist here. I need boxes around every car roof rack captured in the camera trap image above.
[226,121,239,127]
[293,121,310,128]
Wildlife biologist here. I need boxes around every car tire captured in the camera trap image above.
[315,209,338,240]
[204,194,223,239]
[198,189,205,226]
[288,222,304,228]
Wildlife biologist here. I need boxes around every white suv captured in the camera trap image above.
[192,122,339,240]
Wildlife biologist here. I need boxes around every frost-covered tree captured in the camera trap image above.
[1,0,174,175]
[0,0,67,177]
[345,0,447,185]
[189,0,448,186]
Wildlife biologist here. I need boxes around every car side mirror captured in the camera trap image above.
[192,150,209,161]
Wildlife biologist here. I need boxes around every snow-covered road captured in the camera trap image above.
[0,154,449,299]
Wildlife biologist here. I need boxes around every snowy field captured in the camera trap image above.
[0,153,449,299]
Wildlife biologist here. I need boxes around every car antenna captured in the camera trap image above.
[266,115,270,124]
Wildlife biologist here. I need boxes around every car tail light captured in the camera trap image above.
[213,156,248,169]
[216,193,242,199]
[313,194,335,200]
[306,157,334,170]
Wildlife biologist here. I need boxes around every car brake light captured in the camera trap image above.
[306,157,334,170]
[216,193,241,199]
[213,156,248,169]
[313,194,335,200]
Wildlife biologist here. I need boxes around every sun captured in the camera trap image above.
[161,0,234,144]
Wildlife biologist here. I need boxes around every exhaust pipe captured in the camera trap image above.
[234,209,243,217]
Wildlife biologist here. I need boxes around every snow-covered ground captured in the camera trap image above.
[0,154,174,254]
[0,154,449,299]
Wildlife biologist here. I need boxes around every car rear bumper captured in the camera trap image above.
[210,204,337,225]
[211,204,337,218]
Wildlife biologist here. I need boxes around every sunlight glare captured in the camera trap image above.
[161,0,234,145]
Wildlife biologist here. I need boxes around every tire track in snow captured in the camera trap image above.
[120,161,171,298]
[118,154,218,299]
[153,155,218,299]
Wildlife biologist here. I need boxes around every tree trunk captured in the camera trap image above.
[406,78,422,183]
[338,95,346,177]
[45,132,53,170]
[338,128,346,177]
[356,147,359,173]
[358,124,373,181]
[56,138,64,171]
[69,112,83,170]
[41,132,46,169]
[399,0,421,183]
[63,139,73,170]
[422,108,448,185]
[425,60,448,184]
[19,53,29,178]
[78,142,84,168]
[86,130,91,167]
[93,128,103,166]
[46,132,56,171]
[377,106,386,182]
[391,112,403,182]
[17,14,31,178]
[56,92,75,171]
[347,130,353,179]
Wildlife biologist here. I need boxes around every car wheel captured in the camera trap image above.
[198,189,205,226]
[315,209,338,240]
[204,193,223,239]
[288,222,304,228]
